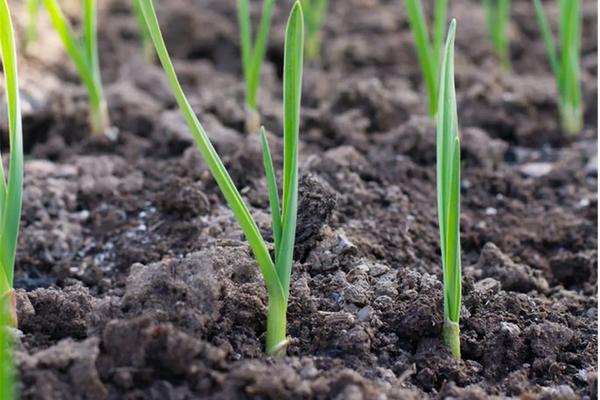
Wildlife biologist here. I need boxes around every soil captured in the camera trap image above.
[1,0,597,398]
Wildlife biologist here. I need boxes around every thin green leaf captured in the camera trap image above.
[482,0,511,69]
[43,0,108,134]
[132,0,155,60]
[237,0,252,83]
[405,0,441,117]
[0,0,24,287]
[25,0,42,48]
[247,0,275,108]
[301,0,328,59]
[436,19,461,358]
[446,137,461,322]
[238,0,275,111]
[533,0,582,134]
[277,0,304,297]
[533,0,560,80]
[43,0,98,105]
[261,127,282,256]
[83,0,95,68]
[138,0,284,301]
[432,0,447,71]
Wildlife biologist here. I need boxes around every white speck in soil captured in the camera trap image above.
[357,306,372,322]
[485,207,498,216]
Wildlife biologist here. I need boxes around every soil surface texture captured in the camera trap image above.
[2,0,598,399]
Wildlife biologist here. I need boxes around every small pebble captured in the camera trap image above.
[576,198,590,209]
[369,263,390,277]
[586,307,597,318]
[520,162,553,178]
[357,306,372,322]
[501,322,522,336]
[485,207,497,216]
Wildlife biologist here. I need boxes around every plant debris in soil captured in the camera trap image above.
[1,0,597,398]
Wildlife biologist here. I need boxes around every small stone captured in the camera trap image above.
[357,306,372,322]
[586,308,598,318]
[576,198,591,209]
[485,207,498,216]
[368,263,390,277]
[500,322,522,337]
[474,277,501,295]
[335,233,357,255]
[519,162,553,178]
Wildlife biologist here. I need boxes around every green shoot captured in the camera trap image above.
[405,0,447,117]
[301,0,328,60]
[482,0,511,70]
[25,0,42,49]
[131,0,155,61]
[139,0,304,356]
[0,2,23,396]
[0,302,15,400]
[0,0,24,329]
[42,0,111,136]
[237,0,276,133]
[436,19,461,359]
[533,0,582,134]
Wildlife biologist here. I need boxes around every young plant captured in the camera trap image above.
[237,0,276,133]
[25,0,42,49]
[139,0,304,356]
[0,0,24,329]
[405,0,447,117]
[43,0,111,136]
[436,19,461,359]
[482,0,511,70]
[131,0,155,61]
[301,0,328,60]
[533,0,582,134]
[0,1,24,396]
[0,302,15,400]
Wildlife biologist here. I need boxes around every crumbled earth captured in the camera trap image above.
[1,0,596,398]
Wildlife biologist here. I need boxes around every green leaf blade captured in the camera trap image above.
[277,1,304,297]
[43,0,108,134]
[139,0,284,301]
[261,127,282,256]
[237,0,252,88]
[405,0,442,117]
[533,0,582,134]
[533,0,560,81]
[0,0,24,287]
[247,0,275,109]
[436,19,461,358]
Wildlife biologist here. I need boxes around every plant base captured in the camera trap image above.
[560,105,583,135]
[266,297,288,356]
[443,319,460,359]
[245,106,261,134]
[266,337,290,357]
[1,289,17,328]
[89,100,117,139]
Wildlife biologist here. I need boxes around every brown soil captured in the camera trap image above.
[2,0,597,398]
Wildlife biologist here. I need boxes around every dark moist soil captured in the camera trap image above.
[1,0,597,398]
